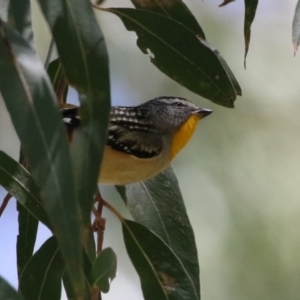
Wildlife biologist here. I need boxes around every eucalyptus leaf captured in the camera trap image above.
[130,0,205,39]
[92,247,117,293]
[17,203,39,279]
[0,0,9,21]
[122,219,199,300]
[0,151,50,227]
[117,165,200,298]
[37,0,111,226]
[19,236,64,300]
[47,58,68,104]
[219,0,235,7]
[9,0,34,48]
[0,22,84,296]
[104,8,240,107]
[0,276,23,300]
[293,0,300,55]
[63,250,93,300]
[244,0,258,67]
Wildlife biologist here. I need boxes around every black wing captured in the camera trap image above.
[107,106,162,159]
[61,105,163,159]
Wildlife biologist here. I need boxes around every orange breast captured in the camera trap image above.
[170,115,200,160]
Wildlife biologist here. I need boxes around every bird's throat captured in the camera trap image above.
[170,115,200,160]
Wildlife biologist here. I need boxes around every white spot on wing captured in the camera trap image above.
[63,117,72,123]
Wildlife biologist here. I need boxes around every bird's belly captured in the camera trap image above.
[99,146,169,185]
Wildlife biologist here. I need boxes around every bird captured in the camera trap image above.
[61,96,212,185]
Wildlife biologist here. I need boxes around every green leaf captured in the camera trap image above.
[0,22,84,296]
[47,58,68,104]
[0,276,23,300]
[17,203,39,279]
[37,0,111,225]
[0,0,10,21]
[219,0,235,7]
[244,0,258,67]
[9,0,34,48]
[130,0,205,39]
[200,39,241,101]
[63,247,93,299]
[103,7,241,107]
[293,0,300,55]
[116,165,200,298]
[19,236,64,300]
[122,219,199,300]
[92,247,117,293]
[0,151,50,227]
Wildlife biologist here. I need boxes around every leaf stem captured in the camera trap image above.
[102,199,124,221]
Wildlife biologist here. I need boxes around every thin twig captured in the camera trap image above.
[91,188,106,300]
[0,193,12,217]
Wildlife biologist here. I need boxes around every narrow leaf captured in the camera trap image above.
[122,220,199,300]
[37,0,111,225]
[16,147,39,278]
[92,247,117,293]
[219,0,235,7]
[47,58,68,104]
[103,8,240,107]
[0,276,23,300]
[130,0,206,39]
[19,236,64,300]
[117,165,200,298]
[9,0,34,48]
[0,0,10,21]
[63,250,93,300]
[0,151,50,227]
[17,203,39,279]
[292,0,300,55]
[0,22,84,296]
[200,38,241,99]
[244,0,258,67]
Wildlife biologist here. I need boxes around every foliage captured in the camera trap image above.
[3,0,296,299]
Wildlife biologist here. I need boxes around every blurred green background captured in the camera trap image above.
[1,0,300,299]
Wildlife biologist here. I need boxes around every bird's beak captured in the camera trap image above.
[194,108,213,118]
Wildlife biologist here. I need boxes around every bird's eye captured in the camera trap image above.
[172,101,184,107]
